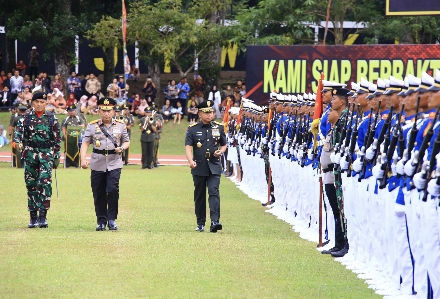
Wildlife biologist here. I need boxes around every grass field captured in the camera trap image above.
[0,163,380,299]
[0,111,189,156]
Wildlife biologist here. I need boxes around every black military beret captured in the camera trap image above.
[32,92,48,101]
[332,88,350,97]
[114,105,122,112]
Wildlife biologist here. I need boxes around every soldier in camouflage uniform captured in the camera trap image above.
[13,92,61,228]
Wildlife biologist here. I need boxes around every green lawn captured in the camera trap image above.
[0,164,380,299]
[0,111,190,156]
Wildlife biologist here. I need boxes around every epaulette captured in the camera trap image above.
[115,119,125,124]
[89,119,100,124]
[213,121,223,126]
[188,123,198,128]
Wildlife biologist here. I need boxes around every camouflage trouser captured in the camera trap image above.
[263,151,274,193]
[24,151,53,212]
[333,170,347,238]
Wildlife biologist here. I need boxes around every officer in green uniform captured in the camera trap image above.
[62,105,85,167]
[153,104,163,167]
[80,97,130,231]
[140,106,157,169]
[185,99,227,233]
[13,92,61,228]
[11,104,28,168]
[115,104,134,165]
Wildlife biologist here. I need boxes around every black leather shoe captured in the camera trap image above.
[321,246,342,254]
[331,243,349,257]
[153,163,158,168]
[38,210,48,228]
[210,221,222,233]
[147,166,154,169]
[196,225,204,232]
[28,218,39,228]
[96,223,106,231]
[108,220,118,230]
[262,199,275,207]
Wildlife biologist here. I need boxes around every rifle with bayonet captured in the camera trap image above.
[300,113,312,167]
[379,104,405,189]
[407,95,421,155]
[359,101,382,182]
[421,123,440,201]
[343,104,361,175]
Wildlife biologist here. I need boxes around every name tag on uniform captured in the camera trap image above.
[212,129,220,137]
[113,129,121,134]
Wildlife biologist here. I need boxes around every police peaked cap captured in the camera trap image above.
[428,69,440,92]
[97,97,116,110]
[332,88,350,97]
[66,105,76,111]
[197,99,214,112]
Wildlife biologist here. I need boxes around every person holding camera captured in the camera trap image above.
[140,106,157,169]
[13,92,61,228]
[142,76,157,101]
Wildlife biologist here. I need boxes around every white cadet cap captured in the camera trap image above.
[415,71,434,93]
[384,76,404,95]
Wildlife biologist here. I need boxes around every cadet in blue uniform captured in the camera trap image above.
[185,99,227,233]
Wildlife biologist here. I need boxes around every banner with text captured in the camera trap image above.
[246,45,440,105]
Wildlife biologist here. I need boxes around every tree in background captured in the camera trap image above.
[85,16,122,89]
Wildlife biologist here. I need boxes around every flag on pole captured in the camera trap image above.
[122,0,130,80]
[223,98,231,131]
[314,73,324,119]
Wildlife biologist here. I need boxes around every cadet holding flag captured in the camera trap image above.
[13,92,61,228]
[62,105,85,168]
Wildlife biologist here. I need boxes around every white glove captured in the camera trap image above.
[307,149,313,160]
[298,149,304,158]
[268,141,274,150]
[330,152,336,163]
[391,162,397,176]
[283,144,288,153]
[276,135,281,142]
[413,172,427,190]
[404,159,416,177]
[333,152,341,164]
[250,143,255,151]
[257,146,262,155]
[274,142,280,151]
[427,179,440,197]
[289,146,294,155]
[372,163,384,179]
[365,142,376,160]
[396,159,405,175]
[285,137,291,144]
[352,158,363,173]
[340,157,349,171]
[262,137,268,145]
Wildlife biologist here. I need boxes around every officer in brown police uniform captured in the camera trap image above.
[185,99,227,233]
[80,97,130,231]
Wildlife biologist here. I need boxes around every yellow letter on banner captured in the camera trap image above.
[287,60,301,93]
[430,60,440,75]
[417,59,430,77]
[220,43,238,68]
[369,60,380,83]
[340,60,351,84]
[380,60,392,79]
[357,60,368,80]
[264,60,276,93]
[311,60,322,93]
[275,60,287,92]
[329,60,339,82]
[392,60,404,80]
[405,59,414,76]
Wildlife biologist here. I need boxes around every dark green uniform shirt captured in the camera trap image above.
[185,121,227,176]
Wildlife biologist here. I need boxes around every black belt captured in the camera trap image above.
[25,141,54,149]
[93,149,117,156]
[322,163,334,173]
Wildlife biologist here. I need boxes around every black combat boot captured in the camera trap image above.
[38,209,48,228]
[28,211,39,228]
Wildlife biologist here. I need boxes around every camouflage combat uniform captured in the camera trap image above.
[14,110,61,212]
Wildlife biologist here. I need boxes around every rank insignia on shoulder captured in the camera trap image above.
[188,123,198,128]
[89,119,100,124]
[213,121,223,126]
